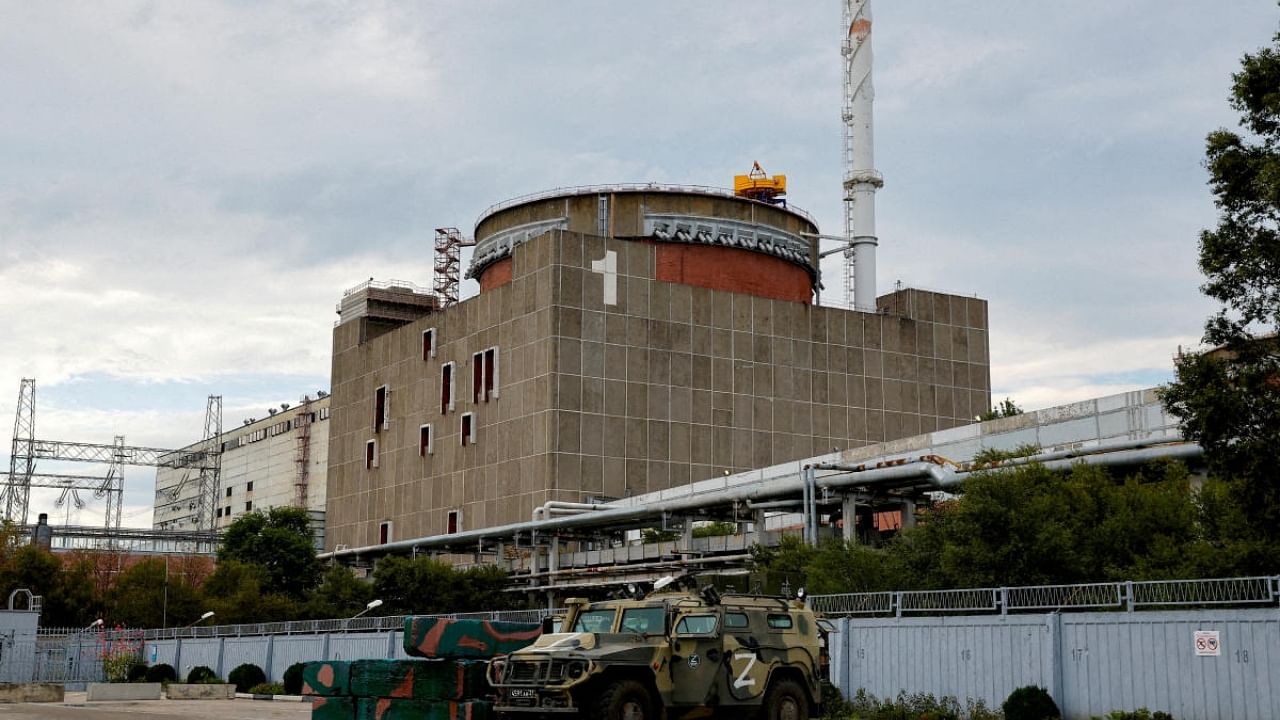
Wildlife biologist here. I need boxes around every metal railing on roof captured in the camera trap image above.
[136,608,561,641]
[475,183,818,228]
[808,575,1280,617]
[341,278,434,298]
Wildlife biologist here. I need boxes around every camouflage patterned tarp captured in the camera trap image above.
[303,661,353,697]
[348,659,487,701]
[311,696,356,720]
[403,617,541,659]
[355,698,492,720]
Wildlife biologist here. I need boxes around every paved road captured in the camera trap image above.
[0,693,312,719]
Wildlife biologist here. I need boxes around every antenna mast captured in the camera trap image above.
[843,0,883,311]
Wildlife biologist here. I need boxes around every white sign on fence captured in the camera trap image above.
[1194,630,1221,656]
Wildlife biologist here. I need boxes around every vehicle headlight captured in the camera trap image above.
[566,661,588,679]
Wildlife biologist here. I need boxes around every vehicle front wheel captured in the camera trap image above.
[761,677,809,720]
[593,678,655,720]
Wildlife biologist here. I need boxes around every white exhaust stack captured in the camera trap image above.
[843,0,883,312]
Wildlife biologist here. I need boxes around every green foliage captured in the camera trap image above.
[1096,711,1175,720]
[971,443,1041,469]
[203,560,301,624]
[640,528,680,543]
[1161,24,1280,561]
[0,546,97,627]
[303,564,376,619]
[834,689,1001,720]
[105,558,203,629]
[372,557,520,615]
[228,663,267,693]
[186,665,219,684]
[282,662,306,695]
[218,507,322,599]
[751,462,1275,593]
[1002,685,1061,720]
[978,398,1024,421]
[126,661,149,682]
[249,682,286,695]
[144,663,177,684]
[692,521,738,538]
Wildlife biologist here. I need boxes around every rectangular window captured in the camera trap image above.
[373,385,389,431]
[419,424,434,457]
[484,347,498,400]
[471,347,501,403]
[441,362,455,413]
[319,407,330,421]
[224,505,232,517]
[766,614,793,630]
[216,508,223,518]
[366,439,379,469]
[447,510,461,534]
[422,328,436,360]
[246,481,253,492]
[379,521,393,544]
[225,487,233,498]
[461,413,475,447]
[245,501,253,512]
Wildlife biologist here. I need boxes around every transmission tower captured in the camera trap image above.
[195,396,223,534]
[3,379,36,524]
[842,0,884,311]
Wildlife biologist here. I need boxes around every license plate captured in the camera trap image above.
[509,689,537,699]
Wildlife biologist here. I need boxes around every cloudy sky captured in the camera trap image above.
[1,1,1274,527]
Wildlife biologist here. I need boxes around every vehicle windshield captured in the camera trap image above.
[620,607,666,635]
[572,609,617,633]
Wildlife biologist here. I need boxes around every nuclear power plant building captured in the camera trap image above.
[324,186,990,551]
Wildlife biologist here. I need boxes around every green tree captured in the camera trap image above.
[203,560,300,624]
[0,546,97,627]
[303,564,375,619]
[1162,25,1280,560]
[105,559,204,629]
[978,397,1024,421]
[218,507,321,599]
[372,557,519,615]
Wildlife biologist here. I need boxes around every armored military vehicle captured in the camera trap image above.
[489,581,826,719]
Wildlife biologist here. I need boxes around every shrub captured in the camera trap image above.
[1004,685,1061,720]
[840,689,999,720]
[282,662,305,695]
[186,665,219,684]
[126,662,148,682]
[248,682,285,695]
[1101,711,1175,720]
[144,663,177,683]
[228,663,267,693]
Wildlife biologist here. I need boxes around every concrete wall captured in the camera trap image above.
[830,609,1280,720]
[326,228,990,550]
[146,632,405,683]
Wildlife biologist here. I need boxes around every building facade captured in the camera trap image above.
[325,187,990,551]
[153,395,330,535]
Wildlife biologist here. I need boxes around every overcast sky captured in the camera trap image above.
[1,2,1274,528]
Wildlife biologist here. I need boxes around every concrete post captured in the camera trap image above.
[842,495,860,543]
[681,517,694,546]
[900,499,916,529]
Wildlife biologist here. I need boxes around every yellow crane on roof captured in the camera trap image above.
[733,161,787,206]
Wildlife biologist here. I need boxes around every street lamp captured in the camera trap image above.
[83,618,104,632]
[184,611,215,629]
[349,599,383,620]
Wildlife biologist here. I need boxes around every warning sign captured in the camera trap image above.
[1194,630,1221,656]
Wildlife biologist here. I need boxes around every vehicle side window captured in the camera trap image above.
[724,613,749,629]
[573,609,616,633]
[767,613,793,630]
[674,615,718,635]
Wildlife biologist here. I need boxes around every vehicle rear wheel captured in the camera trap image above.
[761,677,809,720]
[593,678,655,720]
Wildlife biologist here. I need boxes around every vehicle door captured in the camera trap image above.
[721,611,768,703]
[668,610,722,705]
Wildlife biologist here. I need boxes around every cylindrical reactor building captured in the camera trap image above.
[468,185,820,303]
